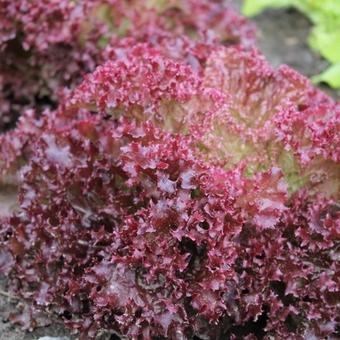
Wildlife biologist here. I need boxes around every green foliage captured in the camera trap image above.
[312,62,340,88]
[242,0,297,16]
[242,0,340,89]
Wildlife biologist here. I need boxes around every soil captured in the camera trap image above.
[0,2,339,339]
[0,279,72,340]
[250,6,340,100]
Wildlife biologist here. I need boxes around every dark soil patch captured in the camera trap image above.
[0,278,72,340]
[238,2,340,99]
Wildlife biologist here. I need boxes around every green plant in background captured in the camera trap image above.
[242,0,340,88]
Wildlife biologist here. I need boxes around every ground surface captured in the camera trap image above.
[252,6,340,100]
[0,278,73,340]
[0,2,339,339]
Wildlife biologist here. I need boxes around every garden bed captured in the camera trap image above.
[0,3,338,339]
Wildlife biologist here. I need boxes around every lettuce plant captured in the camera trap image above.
[0,0,254,131]
[0,2,339,340]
